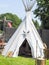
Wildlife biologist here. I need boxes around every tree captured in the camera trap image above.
[0,13,40,29]
[34,0,49,29]
[0,13,22,28]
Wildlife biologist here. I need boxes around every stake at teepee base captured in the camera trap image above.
[35,56,46,65]
[7,51,14,57]
[36,58,46,65]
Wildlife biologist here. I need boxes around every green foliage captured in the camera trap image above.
[34,0,49,29]
[0,30,3,33]
[0,13,22,28]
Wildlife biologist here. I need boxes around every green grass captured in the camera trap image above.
[46,60,49,65]
[0,55,49,65]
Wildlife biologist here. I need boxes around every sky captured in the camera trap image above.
[0,0,41,25]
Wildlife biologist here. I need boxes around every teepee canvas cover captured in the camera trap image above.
[2,0,44,58]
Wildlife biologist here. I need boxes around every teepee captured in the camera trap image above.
[2,0,44,58]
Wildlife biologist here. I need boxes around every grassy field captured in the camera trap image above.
[0,55,49,65]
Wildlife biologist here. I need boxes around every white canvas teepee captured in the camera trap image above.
[2,0,44,58]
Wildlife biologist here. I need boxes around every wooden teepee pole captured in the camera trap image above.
[35,40,38,65]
